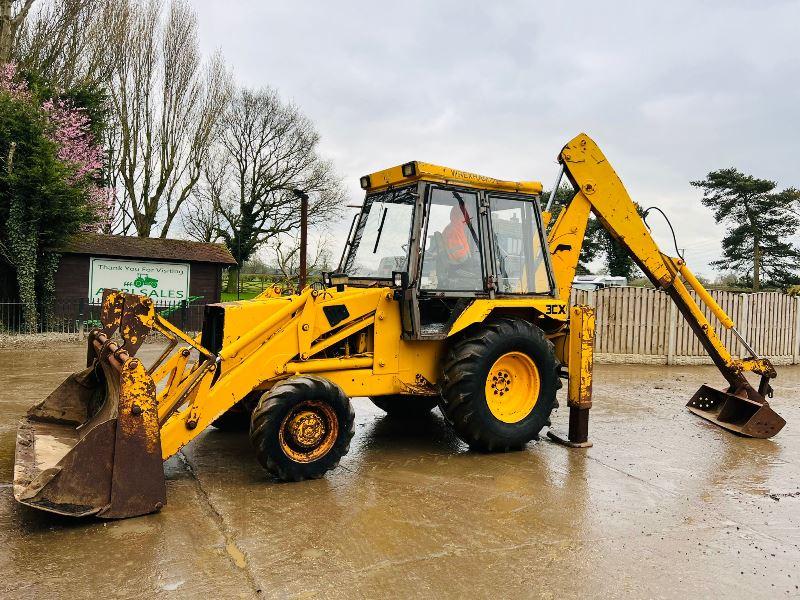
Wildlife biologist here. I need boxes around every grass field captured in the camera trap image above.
[220,291,259,302]
[220,273,279,302]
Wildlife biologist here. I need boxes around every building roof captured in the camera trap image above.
[60,233,237,265]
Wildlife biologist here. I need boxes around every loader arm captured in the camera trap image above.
[547,133,785,438]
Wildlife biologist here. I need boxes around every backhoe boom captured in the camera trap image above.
[548,133,785,438]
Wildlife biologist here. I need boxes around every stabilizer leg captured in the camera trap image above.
[548,305,595,448]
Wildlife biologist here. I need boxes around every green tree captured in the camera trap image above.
[544,182,640,278]
[0,70,101,330]
[691,169,800,291]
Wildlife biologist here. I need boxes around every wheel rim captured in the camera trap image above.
[485,351,540,423]
[278,400,338,463]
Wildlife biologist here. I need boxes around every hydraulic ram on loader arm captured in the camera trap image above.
[547,133,786,439]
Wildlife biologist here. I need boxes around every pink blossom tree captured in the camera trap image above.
[1,62,110,230]
[41,97,111,230]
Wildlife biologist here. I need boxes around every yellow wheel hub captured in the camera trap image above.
[279,401,338,463]
[485,351,540,423]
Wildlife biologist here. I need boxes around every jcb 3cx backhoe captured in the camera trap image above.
[14,133,786,519]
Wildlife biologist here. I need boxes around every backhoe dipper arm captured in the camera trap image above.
[547,133,785,439]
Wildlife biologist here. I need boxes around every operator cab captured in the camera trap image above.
[339,161,556,339]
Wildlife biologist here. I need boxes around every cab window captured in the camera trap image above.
[420,188,483,291]
[489,195,550,294]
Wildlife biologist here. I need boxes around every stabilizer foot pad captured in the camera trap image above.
[546,429,593,448]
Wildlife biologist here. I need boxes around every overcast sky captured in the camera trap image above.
[193,0,800,278]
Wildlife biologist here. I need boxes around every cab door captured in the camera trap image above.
[408,184,490,340]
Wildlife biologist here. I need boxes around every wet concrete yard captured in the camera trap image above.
[1,343,798,598]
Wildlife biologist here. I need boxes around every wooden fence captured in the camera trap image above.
[571,287,800,365]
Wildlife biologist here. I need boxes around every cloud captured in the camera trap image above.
[193,0,800,275]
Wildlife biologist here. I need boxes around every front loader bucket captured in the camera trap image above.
[13,291,165,518]
[687,384,786,439]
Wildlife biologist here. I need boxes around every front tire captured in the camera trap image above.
[249,376,355,481]
[440,318,560,451]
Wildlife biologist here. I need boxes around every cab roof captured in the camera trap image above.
[361,161,543,195]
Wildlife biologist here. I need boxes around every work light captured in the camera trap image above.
[360,176,371,189]
[401,162,416,177]
[329,273,349,291]
[392,271,409,289]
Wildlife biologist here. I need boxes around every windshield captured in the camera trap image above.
[343,186,415,278]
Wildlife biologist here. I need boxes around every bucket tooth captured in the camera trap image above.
[687,384,786,439]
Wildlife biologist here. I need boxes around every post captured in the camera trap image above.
[180,300,187,331]
[293,189,309,290]
[78,297,85,337]
[738,293,749,359]
[793,296,800,364]
[300,196,307,289]
[666,299,677,365]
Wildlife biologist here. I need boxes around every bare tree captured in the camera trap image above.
[14,0,116,87]
[182,152,227,242]
[0,0,35,63]
[196,86,344,293]
[269,234,334,285]
[108,0,231,238]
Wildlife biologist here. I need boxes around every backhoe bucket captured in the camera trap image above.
[687,384,786,439]
[13,291,165,518]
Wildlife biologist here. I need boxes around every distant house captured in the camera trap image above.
[572,274,628,291]
[53,233,236,305]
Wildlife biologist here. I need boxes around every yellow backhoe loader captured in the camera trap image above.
[14,133,786,519]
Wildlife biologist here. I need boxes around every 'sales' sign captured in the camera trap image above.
[89,258,190,305]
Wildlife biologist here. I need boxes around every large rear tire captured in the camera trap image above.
[249,376,355,481]
[369,394,439,417]
[439,318,560,451]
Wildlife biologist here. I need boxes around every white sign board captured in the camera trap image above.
[89,258,190,305]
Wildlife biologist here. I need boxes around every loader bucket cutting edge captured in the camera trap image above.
[687,384,786,439]
[13,291,166,519]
